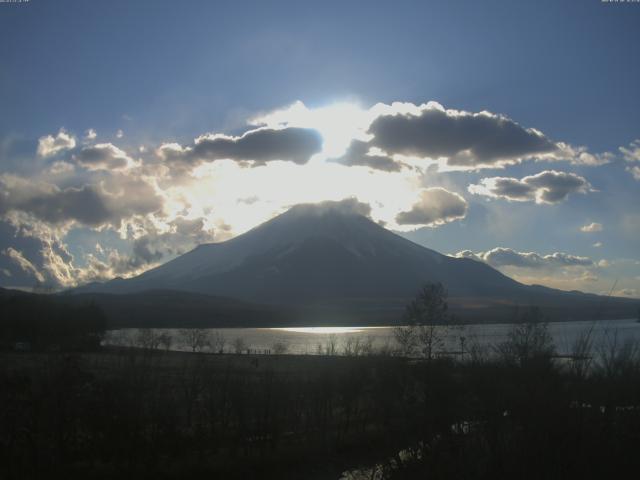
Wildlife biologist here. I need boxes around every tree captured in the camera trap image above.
[272,340,289,355]
[496,306,555,367]
[397,282,450,360]
[158,331,173,352]
[232,337,247,354]
[211,331,226,354]
[393,325,418,357]
[135,328,161,350]
[179,328,210,353]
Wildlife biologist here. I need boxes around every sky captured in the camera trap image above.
[0,0,639,297]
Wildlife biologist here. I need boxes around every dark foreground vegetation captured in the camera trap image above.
[0,292,106,351]
[2,335,640,480]
[2,284,640,479]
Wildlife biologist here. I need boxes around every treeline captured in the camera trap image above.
[0,292,107,351]
[2,333,640,479]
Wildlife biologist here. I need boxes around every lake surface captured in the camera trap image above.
[104,318,640,356]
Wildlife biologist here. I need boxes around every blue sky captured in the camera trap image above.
[0,0,639,296]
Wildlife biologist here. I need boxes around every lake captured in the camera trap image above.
[104,318,640,356]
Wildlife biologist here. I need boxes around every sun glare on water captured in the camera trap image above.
[273,327,367,334]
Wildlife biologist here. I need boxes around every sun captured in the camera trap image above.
[251,100,372,158]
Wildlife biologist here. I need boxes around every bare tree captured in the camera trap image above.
[272,340,289,355]
[158,331,173,352]
[495,307,555,366]
[393,326,418,357]
[211,331,226,354]
[232,337,247,354]
[179,328,211,353]
[135,328,161,351]
[325,334,338,355]
[402,282,450,360]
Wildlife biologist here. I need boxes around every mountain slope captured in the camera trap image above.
[83,203,525,305]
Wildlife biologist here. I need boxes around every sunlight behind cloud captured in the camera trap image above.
[184,158,421,236]
[251,101,372,158]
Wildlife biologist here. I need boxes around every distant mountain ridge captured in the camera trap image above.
[73,203,637,324]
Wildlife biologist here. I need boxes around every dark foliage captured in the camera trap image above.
[0,293,106,351]
[1,348,640,479]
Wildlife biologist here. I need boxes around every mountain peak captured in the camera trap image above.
[281,198,373,220]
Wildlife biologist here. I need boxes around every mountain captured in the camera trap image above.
[79,203,524,302]
[74,203,637,324]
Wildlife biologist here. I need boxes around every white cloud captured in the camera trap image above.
[85,128,97,141]
[627,165,640,181]
[3,247,45,283]
[620,139,640,163]
[620,140,640,181]
[455,247,594,269]
[580,222,603,233]
[37,129,76,158]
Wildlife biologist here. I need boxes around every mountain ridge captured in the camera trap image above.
[77,203,523,301]
[70,202,638,324]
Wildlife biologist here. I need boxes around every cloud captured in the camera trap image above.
[455,247,594,269]
[396,188,468,227]
[37,129,76,158]
[614,288,639,298]
[116,129,124,139]
[367,102,557,170]
[620,139,640,163]
[620,140,640,180]
[2,247,45,283]
[73,143,135,171]
[553,143,614,166]
[0,211,216,289]
[580,222,603,233]
[84,129,97,141]
[628,166,640,181]
[0,174,164,229]
[158,127,323,167]
[329,140,401,171]
[468,170,591,204]
[287,197,372,218]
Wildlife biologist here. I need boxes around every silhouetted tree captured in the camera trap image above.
[233,336,247,354]
[211,331,226,353]
[401,282,450,360]
[158,331,173,351]
[179,328,210,352]
[496,306,555,366]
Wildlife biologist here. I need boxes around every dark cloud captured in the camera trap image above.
[396,188,468,226]
[455,247,594,269]
[329,140,401,171]
[0,175,164,228]
[73,143,132,170]
[468,170,591,204]
[368,105,557,169]
[159,127,323,166]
